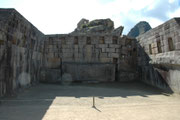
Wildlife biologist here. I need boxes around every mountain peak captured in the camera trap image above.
[127,21,151,38]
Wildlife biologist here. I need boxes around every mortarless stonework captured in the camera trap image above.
[0,9,44,96]
[42,33,137,83]
[136,18,180,93]
[41,18,137,83]
[0,8,180,97]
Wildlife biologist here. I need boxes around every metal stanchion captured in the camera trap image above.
[92,96,95,108]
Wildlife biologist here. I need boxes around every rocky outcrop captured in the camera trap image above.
[127,21,151,38]
[74,18,114,33]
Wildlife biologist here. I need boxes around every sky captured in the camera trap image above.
[0,0,180,35]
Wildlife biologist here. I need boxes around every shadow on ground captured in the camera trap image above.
[0,81,173,120]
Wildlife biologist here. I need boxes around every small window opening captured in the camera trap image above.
[133,48,136,52]
[74,36,78,44]
[113,58,118,64]
[61,37,66,44]
[99,36,105,44]
[86,37,91,44]
[129,51,132,56]
[168,37,174,51]
[0,40,4,45]
[20,53,22,61]
[157,40,162,53]
[12,39,16,45]
[149,44,152,54]
[112,36,118,44]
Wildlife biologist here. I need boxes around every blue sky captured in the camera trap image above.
[0,0,180,34]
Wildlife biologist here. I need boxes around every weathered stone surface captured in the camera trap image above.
[1,8,180,97]
[61,73,73,85]
[76,18,89,31]
[62,63,116,82]
[0,8,44,96]
[136,18,180,93]
[40,69,61,83]
[74,18,114,33]
[112,26,124,36]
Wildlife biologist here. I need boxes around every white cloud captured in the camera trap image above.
[1,0,179,34]
[169,0,175,3]
[169,8,180,18]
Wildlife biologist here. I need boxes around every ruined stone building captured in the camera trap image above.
[0,8,180,97]
[137,18,180,93]
[42,30,137,83]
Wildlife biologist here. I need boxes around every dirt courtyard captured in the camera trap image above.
[0,82,180,120]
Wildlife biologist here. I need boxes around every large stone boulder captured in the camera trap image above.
[77,18,89,31]
[74,18,114,33]
[127,21,151,38]
[112,26,124,36]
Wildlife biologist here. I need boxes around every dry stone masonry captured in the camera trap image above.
[42,25,137,83]
[137,18,180,93]
[0,9,44,96]
[0,8,180,97]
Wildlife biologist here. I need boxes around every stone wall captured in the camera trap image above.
[117,36,137,81]
[62,63,115,82]
[137,18,180,93]
[2,8,180,95]
[0,9,44,96]
[42,33,137,83]
[0,9,138,97]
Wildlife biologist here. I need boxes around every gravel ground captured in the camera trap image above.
[0,82,180,120]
